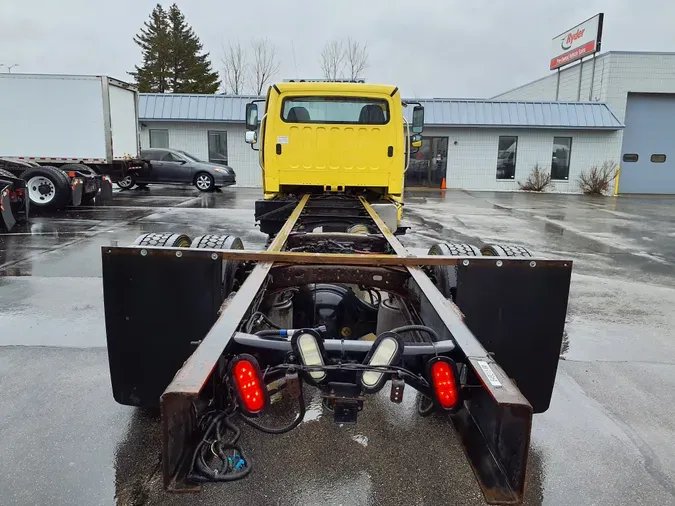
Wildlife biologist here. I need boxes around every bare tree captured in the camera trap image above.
[345,37,368,80]
[320,39,346,80]
[250,37,280,95]
[221,41,247,94]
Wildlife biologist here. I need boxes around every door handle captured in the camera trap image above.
[276,143,282,155]
[387,146,394,157]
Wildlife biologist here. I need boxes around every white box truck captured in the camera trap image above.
[0,73,145,212]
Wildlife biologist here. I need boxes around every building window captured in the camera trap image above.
[651,154,667,163]
[208,131,228,165]
[623,153,639,162]
[551,137,572,180]
[496,136,517,179]
[149,129,169,148]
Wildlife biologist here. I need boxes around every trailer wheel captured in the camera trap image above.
[20,165,71,209]
[481,244,532,257]
[191,235,244,299]
[133,232,192,248]
[59,163,97,176]
[428,242,481,300]
[60,164,99,202]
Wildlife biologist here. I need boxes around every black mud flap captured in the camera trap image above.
[100,176,113,202]
[455,258,572,413]
[101,246,222,407]
[70,178,84,207]
[415,268,535,505]
[0,183,16,231]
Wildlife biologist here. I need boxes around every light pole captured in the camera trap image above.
[0,64,19,73]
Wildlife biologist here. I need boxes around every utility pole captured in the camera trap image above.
[0,64,19,73]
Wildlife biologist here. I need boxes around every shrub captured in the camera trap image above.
[518,164,552,192]
[578,161,618,195]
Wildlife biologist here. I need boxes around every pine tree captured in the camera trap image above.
[130,3,221,94]
[167,4,220,93]
[129,4,171,93]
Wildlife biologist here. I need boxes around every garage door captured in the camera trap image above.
[619,93,675,194]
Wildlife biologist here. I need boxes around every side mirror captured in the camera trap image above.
[246,103,259,131]
[412,105,424,134]
[411,134,422,149]
[245,130,258,144]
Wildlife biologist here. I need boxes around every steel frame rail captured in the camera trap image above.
[153,194,544,504]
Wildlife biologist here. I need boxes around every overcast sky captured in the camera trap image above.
[2,0,674,97]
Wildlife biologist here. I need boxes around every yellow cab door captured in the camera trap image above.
[266,91,401,191]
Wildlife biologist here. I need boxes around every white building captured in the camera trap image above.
[139,93,623,193]
[494,51,675,194]
[138,52,675,194]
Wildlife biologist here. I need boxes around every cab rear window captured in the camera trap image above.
[281,97,390,125]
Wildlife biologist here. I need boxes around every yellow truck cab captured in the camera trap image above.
[245,80,424,235]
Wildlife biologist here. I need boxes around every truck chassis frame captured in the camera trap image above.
[102,195,572,505]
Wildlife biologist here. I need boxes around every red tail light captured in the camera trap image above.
[429,357,459,409]
[231,355,268,415]
[15,188,24,197]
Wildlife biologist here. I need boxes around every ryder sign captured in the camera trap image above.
[550,13,604,70]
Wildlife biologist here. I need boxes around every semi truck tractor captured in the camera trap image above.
[0,73,145,213]
[102,80,572,504]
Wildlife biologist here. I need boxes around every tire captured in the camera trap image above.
[133,232,192,247]
[481,244,532,257]
[60,165,99,202]
[194,172,214,192]
[191,235,244,299]
[117,174,136,190]
[428,242,481,301]
[59,163,97,176]
[20,165,71,209]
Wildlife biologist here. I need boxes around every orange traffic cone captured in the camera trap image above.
[440,178,447,190]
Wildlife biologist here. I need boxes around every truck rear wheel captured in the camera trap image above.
[191,235,245,299]
[20,165,70,209]
[133,232,192,247]
[60,164,98,202]
[481,244,532,257]
[428,242,481,301]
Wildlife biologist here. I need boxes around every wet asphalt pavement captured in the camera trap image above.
[1,186,674,506]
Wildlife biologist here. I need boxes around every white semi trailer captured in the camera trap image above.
[0,73,145,210]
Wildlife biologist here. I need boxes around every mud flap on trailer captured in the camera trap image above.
[455,259,572,413]
[70,178,84,207]
[414,270,535,504]
[100,176,113,203]
[0,184,16,231]
[101,247,222,407]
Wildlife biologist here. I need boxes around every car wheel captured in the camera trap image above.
[194,172,214,192]
[117,175,136,190]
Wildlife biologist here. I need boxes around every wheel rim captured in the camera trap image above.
[27,176,56,204]
[196,175,211,190]
[118,176,133,188]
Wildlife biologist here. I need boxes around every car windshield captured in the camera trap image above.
[175,150,203,162]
